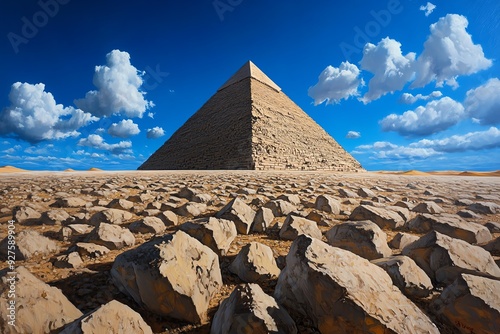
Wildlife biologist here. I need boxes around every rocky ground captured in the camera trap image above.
[0,170,499,333]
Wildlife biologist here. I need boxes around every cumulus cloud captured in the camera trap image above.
[399,91,442,104]
[414,127,500,152]
[359,38,416,103]
[346,131,361,139]
[412,14,492,88]
[147,112,155,119]
[107,119,140,138]
[380,97,465,136]
[464,78,500,125]
[78,134,132,154]
[0,82,97,143]
[354,141,438,159]
[75,49,154,118]
[308,62,363,105]
[146,127,165,139]
[420,2,436,16]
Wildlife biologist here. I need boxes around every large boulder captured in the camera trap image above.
[216,198,255,234]
[86,223,135,250]
[179,217,237,256]
[389,232,419,250]
[325,221,392,260]
[412,201,444,214]
[0,266,82,333]
[107,198,135,210]
[349,205,405,229]
[89,208,133,226]
[314,194,341,214]
[40,209,71,225]
[252,207,274,233]
[279,214,322,241]
[483,236,500,256]
[402,231,500,284]
[60,300,153,334]
[274,235,439,333]
[466,201,500,214]
[129,217,167,234]
[175,202,207,218]
[111,231,222,324]
[406,213,492,244]
[431,274,500,334]
[0,230,58,260]
[211,284,297,334]
[264,199,296,217]
[52,197,88,208]
[371,255,433,298]
[229,242,281,283]
[12,206,41,223]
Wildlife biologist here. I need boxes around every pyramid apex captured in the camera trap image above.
[218,61,281,92]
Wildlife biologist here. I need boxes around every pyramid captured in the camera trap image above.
[139,61,363,172]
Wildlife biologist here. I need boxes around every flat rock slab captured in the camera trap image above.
[403,231,500,284]
[431,274,500,334]
[349,205,405,229]
[275,235,439,334]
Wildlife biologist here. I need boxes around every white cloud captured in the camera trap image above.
[359,38,416,103]
[346,131,361,139]
[75,49,154,118]
[399,91,442,104]
[420,2,436,16]
[464,78,500,125]
[107,119,140,138]
[147,112,154,119]
[354,141,439,159]
[412,14,492,88]
[0,82,97,143]
[146,127,165,139]
[78,134,132,154]
[380,97,465,136]
[414,127,500,152]
[308,62,363,105]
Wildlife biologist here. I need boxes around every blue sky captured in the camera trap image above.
[0,0,499,171]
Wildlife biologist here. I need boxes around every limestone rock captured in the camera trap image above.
[279,214,322,241]
[54,251,84,269]
[431,274,500,334]
[406,213,492,244]
[467,201,500,214]
[211,283,297,334]
[158,210,178,226]
[60,300,153,334]
[0,266,82,333]
[216,197,256,234]
[314,194,340,214]
[357,187,376,198]
[264,199,296,217]
[229,242,280,283]
[389,232,419,250]
[129,217,166,234]
[90,208,133,226]
[349,205,405,229]
[485,221,500,233]
[483,237,500,256]
[252,207,274,232]
[76,242,110,258]
[179,217,237,256]
[13,206,41,223]
[274,235,439,334]
[40,209,70,225]
[277,194,301,206]
[0,230,58,260]
[176,202,207,218]
[86,223,135,250]
[412,201,444,214]
[107,198,134,210]
[325,221,392,260]
[111,231,222,324]
[371,255,433,298]
[338,188,359,198]
[402,231,500,284]
[457,209,481,219]
[52,197,88,208]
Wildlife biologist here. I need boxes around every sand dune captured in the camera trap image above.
[0,165,27,173]
[88,167,103,171]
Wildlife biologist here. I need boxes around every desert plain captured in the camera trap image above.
[0,168,499,333]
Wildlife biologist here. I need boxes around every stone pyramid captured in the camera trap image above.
[139,61,363,171]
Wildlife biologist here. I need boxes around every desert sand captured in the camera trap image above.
[0,170,499,333]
